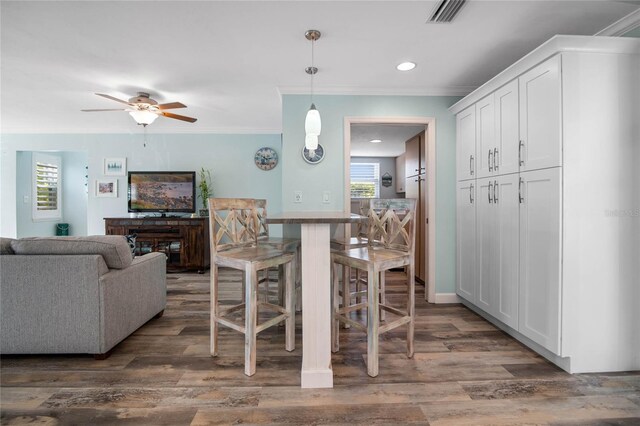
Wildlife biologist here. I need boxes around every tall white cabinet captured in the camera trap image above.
[452,36,640,374]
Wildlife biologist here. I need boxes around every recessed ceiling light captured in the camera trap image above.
[396,62,416,71]
[370,139,382,143]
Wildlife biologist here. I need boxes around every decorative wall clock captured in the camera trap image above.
[254,147,278,170]
[302,144,325,164]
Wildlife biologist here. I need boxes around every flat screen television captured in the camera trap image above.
[128,171,196,215]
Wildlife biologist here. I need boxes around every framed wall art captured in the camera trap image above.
[104,157,127,176]
[96,179,118,198]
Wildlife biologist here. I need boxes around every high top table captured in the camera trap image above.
[266,211,367,388]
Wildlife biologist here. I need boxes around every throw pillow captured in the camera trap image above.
[125,234,137,258]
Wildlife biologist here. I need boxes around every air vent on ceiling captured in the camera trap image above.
[426,0,466,23]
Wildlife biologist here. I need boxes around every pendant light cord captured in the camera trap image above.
[310,38,315,105]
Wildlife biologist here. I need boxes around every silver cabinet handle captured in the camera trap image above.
[470,155,474,176]
[469,184,474,204]
[488,150,493,172]
[493,148,498,171]
[493,180,498,203]
[519,140,525,166]
[488,181,493,204]
[519,177,524,204]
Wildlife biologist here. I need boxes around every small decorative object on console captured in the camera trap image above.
[198,168,212,217]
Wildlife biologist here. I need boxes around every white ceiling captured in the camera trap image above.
[1,1,638,134]
[351,124,424,157]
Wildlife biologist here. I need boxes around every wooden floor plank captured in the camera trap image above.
[2,269,639,425]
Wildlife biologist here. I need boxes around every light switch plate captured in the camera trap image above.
[294,191,303,203]
[322,191,330,204]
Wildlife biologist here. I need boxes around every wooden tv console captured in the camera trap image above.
[104,217,210,273]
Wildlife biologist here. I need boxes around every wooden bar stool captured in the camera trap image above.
[208,198,295,376]
[330,198,416,377]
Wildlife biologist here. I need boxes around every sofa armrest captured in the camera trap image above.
[98,252,166,352]
[0,255,109,354]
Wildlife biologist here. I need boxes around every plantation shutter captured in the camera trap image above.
[350,162,380,198]
[32,153,62,220]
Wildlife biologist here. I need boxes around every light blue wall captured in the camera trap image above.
[281,94,461,294]
[2,133,283,237]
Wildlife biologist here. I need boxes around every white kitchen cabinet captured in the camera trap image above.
[493,174,519,329]
[494,80,520,176]
[456,180,476,302]
[456,105,476,181]
[395,154,405,193]
[452,36,640,374]
[476,95,495,178]
[519,55,562,172]
[518,167,562,354]
[475,177,494,313]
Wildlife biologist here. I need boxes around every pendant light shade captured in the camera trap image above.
[304,30,322,151]
[305,104,321,135]
[305,133,319,151]
[129,110,158,126]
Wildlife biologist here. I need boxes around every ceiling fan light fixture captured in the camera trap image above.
[397,62,416,71]
[129,109,158,126]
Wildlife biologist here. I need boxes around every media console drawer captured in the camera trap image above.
[104,217,210,273]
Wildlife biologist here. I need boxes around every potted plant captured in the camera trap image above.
[197,168,212,217]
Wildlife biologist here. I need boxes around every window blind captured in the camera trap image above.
[350,162,380,198]
[35,162,59,210]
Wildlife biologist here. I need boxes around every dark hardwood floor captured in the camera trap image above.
[2,269,639,425]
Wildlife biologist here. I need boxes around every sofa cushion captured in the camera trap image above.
[11,236,133,269]
[0,237,15,255]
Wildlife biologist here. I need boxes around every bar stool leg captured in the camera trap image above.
[341,265,350,329]
[244,265,258,376]
[331,262,340,353]
[380,271,386,322]
[210,264,219,357]
[284,262,295,352]
[367,265,379,377]
[407,263,416,359]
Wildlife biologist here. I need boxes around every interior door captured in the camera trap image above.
[476,95,495,178]
[495,79,520,175]
[456,180,476,302]
[519,55,562,172]
[456,105,476,181]
[475,177,494,313]
[405,133,420,178]
[518,167,562,354]
[494,174,519,329]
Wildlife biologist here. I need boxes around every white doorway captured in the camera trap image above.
[343,117,436,302]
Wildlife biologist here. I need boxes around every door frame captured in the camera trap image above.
[343,116,436,302]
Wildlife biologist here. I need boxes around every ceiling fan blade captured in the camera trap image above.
[81,108,127,112]
[161,111,197,123]
[95,93,134,106]
[157,102,187,110]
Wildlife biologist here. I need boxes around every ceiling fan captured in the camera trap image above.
[82,92,197,126]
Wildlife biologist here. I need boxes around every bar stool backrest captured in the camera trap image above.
[208,198,258,253]
[367,198,417,253]
[255,199,270,240]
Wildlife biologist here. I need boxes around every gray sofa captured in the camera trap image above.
[0,236,166,357]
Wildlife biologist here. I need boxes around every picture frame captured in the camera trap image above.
[95,179,118,198]
[302,144,325,165]
[103,157,127,176]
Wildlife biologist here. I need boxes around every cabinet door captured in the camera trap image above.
[518,167,562,354]
[476,95,496,178]
[456,180,476,302]
[405,133,420,178]
[456,105,476,181]
[495,79,520,175]
[494,174,519,329]
[395,154,406,193]
[519,55,562,172]
[476,177,495,313]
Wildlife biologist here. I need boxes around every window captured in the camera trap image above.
[32,153,62,221]
[350,162,380,198]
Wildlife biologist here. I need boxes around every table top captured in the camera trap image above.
[266,211,367,224]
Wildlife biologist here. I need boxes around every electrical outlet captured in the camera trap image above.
[23,195,29,204]
[322,191,330,204]
[294,191,303,203]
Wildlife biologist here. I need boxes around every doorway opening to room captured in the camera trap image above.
[343,117,436,302]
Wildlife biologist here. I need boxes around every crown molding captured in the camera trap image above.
[277,85,475,97]
[595,8,640,36]
[0,127,282,135]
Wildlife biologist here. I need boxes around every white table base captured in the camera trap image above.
[300,223,333,388]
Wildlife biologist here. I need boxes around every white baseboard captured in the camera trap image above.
[434,293,461,304]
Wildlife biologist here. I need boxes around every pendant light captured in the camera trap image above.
[304,30,321,152]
